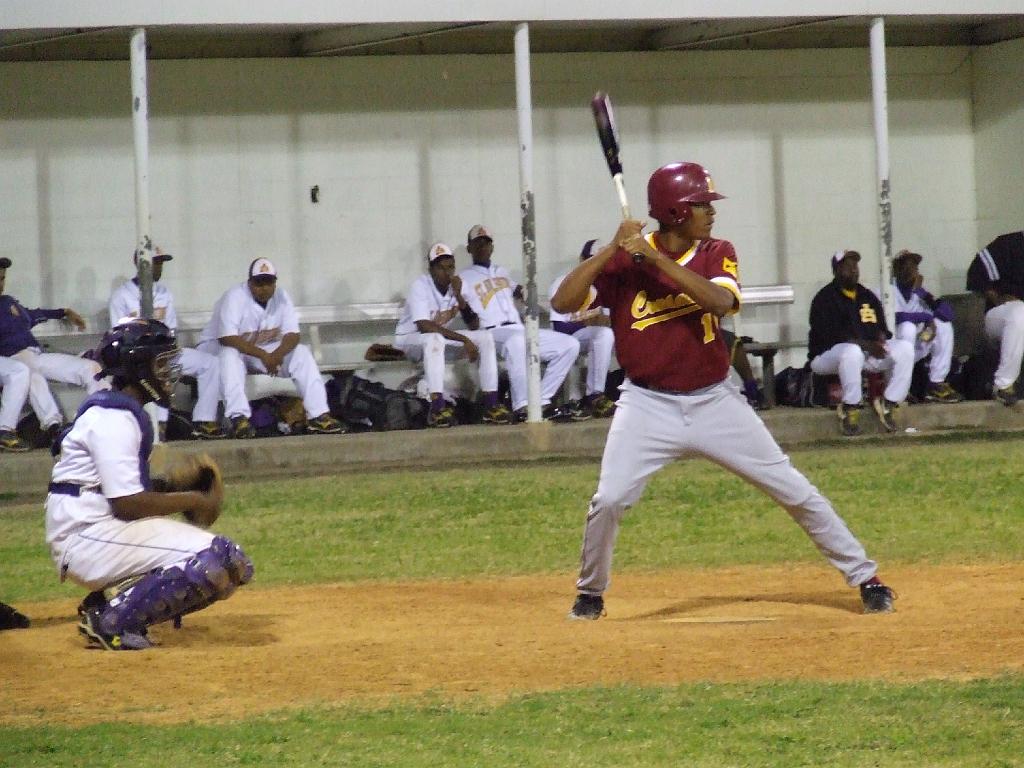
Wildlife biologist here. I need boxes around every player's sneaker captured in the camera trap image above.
[0,429,31,453]
[192,421,227,440]
[565,400,594,422]
[872,397,899,432]
[307,413,345,434]
[568,593,605,620]
[859,580,896,614]
[77,604,152,651]
[229,415,256,439]
[994,385,1019,407]
[924,382,963,403]
[0,601,30,630]
[427,406,456,428]
[837,403,862,437]
[481,404,513,425]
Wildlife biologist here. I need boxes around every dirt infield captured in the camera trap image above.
[3,562,1022,726]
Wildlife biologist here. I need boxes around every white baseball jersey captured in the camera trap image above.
[199,283,300,353]
[395,274,460,335]
[109,280,177,329]
[459,264,522,329]
[548,274,608,325]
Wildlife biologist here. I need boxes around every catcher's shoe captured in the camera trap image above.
[307,413,345,434]
[994,385,1019,407]
[427,406,456,428]
[77,605,152,651]
[0,428,31,453]
[0,601,30,630]
[924,382,963,404]
[229,415,256,439]
[568,593,605,621]
[859,580,896,614]
[192,421,227,440]
[837,403,862,437]
[872,396,899,433]
[481,404,512,425]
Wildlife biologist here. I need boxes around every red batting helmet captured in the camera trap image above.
[647,162,725,226]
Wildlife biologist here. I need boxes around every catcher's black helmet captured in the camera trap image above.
[96,318,180,407]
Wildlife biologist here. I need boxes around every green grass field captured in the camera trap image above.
[3,435,1024,766]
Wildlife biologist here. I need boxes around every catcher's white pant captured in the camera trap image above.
[489,325,580,411]
[576,378,878,596]
[199,341,329,420]
[0,356,30,431]
[394,330,499,395]
[47,493,215,591]
[984,300,1024,390]
[12,347,109,428]
[561,325,615,400]
[809,340,914,406]
[895,319,954,384]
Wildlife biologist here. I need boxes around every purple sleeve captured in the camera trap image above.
[896,311,934,325]
[27,307,65,326]
[933,301,954,323]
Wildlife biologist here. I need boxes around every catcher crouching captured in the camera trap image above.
[45,318,253,651]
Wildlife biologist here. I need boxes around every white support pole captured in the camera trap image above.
[130,27,154,320]
[870,17,895,330]
[514,23,542,423]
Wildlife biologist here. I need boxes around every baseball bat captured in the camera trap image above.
[591,92,644,263]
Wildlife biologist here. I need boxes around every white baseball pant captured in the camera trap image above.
[576,379,878,596]
[0,356,31,431]
[809,340,915,406]
[983,300,1024,390]
[199,342,328,420]
[489,325,580,411]
[394,330,499,395]
[564,326,615,400]
[895,320,954,384]
[12,348,109,428]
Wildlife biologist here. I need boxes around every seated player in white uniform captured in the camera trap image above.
[458,225,582,422]
[394,242,512,427]
[891,249,962,404]
[548,239,616,419]
[109,248,226,439]
[45,319,253,650]
[197,258,343,438]
[0,256,108,444]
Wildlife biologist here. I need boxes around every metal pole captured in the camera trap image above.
[130,27,154,319]
[870,17,894,330]
[514,23,542,423]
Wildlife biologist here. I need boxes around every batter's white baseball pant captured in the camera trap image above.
[201,342,329,420]
[394,329,499,395]
[809,340,914,406]
[489,325,581,411]
[983,300,1024,390]
[895,320,954,384]
[12,347,110,428]
[569,325,615,399]
[0,356,31,431]
[575,379,878,596]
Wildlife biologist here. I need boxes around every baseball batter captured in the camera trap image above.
[394,243,511,426]
[45,319,252,650]
[459,225,581,421]
[548,239,616,418]
[552,162,895,620]
[0,257,108,441]
[109,249,225,438]
[197,258,342,438]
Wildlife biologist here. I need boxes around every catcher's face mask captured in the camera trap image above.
[141,349,182,407]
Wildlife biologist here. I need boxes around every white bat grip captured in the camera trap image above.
[613,173,630,218]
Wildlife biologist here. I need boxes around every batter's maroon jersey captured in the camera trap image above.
[593,233,742,392]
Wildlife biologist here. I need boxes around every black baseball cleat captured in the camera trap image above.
[0,601,30,630]
[229,415,256,439]
[0,429,31,453]
[994,386,1019,407]
[859,581,896,614]
[568,593,605,621]
[307,413,345,434]
[192,421,227,440]
[872,397,899,433]
[837,404,862,437]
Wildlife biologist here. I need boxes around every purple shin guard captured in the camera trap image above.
[99,536,254,637]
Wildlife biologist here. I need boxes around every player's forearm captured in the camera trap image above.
[110,490,208,521]
[272,333,300,359]
[415,319,466,343]
[218,335,265,358]
[652,259,735,316]
[551,244,616,312]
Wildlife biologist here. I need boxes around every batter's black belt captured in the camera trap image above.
[48,481,100,497]
[484,321,519,330]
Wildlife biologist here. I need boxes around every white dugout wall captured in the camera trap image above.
[1,39,1022,354]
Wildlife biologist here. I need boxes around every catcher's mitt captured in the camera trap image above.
[164,452,224,528]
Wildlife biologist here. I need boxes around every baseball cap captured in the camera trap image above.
[132,249,173,265]
[831,249,861,268]
[248,258,278,280]
[468,224,493,243]
[427,242,454,264]
[0,257,11,269]
[893,249,922,266]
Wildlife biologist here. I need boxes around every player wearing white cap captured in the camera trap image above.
[109,249,226,439]
[197,258,343,438]
[395,243,512,426]
[458,225,582,421]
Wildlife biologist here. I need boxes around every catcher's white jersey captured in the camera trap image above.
[108,280,176,329]
[395,274,459,335]
[199,283,300,353]
[459,264,521,328]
